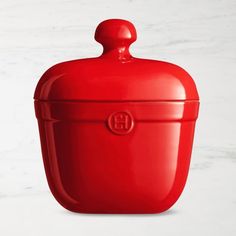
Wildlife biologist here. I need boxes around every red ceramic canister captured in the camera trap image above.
[34,19,199,213]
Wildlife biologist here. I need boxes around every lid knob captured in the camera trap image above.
[95,19,137,60]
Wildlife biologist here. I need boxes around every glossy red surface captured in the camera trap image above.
[34,19,199,213]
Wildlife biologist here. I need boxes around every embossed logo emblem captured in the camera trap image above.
[108,111,134,135]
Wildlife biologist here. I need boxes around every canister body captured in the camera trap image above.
[35,100,199,213]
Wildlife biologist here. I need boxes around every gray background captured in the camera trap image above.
[0,0,236,235]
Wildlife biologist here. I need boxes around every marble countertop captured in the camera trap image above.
[0,0,236,235]
[1,146,235,235]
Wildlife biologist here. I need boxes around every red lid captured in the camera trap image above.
[34,19,199,101]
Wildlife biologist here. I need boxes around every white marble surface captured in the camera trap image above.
[0,0,236,235]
